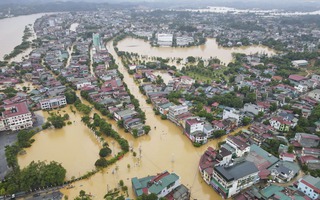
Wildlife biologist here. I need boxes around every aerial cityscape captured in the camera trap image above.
[0,0,320,200]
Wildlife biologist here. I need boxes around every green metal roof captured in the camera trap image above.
[148,173,179,195]
[261,185,283,198]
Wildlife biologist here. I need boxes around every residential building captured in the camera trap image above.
[199,147,218,184]
[39,96,67,110]
[288,74,307,86]
[270,117,291,132]
[132,171,189,199]
[308,89,320,102]
[114,109,138,121]
[293,132,320,148]
[243,103,263,115]
[168,105,188,124]
[225,135,250,157]
[0,101,33,132]
[297,175,320,200]
[269,161,300,183]
[222,107,242,126]
[184,118,207,144]
[211,161,259,198]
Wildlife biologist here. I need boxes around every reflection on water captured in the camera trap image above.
[18,106,101,179]
[117,37,276,65]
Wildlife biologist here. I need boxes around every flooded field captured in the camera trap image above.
[117,37,276,65]
[18,106,101,180]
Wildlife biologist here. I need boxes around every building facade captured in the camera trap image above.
[211,161,259,198]
[39,96,67,110]
[297,175,320,200]
[0,101,33,132]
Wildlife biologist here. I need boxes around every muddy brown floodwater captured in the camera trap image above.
[59,40,249,200]
[18,106,101,180]
[117,37,276,65]
[18,38,252,200]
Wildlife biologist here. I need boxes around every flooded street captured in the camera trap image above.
[59,41,249,200]
[18,106,101,180]
[3,15,254,199]
[117,37,276,65]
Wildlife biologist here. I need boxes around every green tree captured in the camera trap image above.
[186,56,196,63]
[95,158,108,167]
[47,114,66,129]
[136,193,158,200]
[242,117,252,126]
[270,103,277,112]
[99,147,112,157]
[143,125,151,134]
[212,130,226,138]
[288,145,294,153]
[65,90,77,104]
[19,161,66,190]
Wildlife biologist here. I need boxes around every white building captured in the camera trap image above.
[76,81,92,90]
[185,118,207,143]
[225,135,250,157]
[0,101,33,132]
[297,175,320,200]
[211,161,259,198]
[157,34,173,46]
[295,84,308,93]
[223,107,242,125]
[39,96,67,110]
[292,60,308,67]
[168,104,188,123]
[176,36,194,46]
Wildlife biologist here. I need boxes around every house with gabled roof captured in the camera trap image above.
[297,175,320,200]
[132,171,189,199]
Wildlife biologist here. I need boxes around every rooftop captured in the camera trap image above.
[214,161,259,182]
[3,101,30,118]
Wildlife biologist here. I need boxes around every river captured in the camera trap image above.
[0,13,48,60]
[117,37,276,65]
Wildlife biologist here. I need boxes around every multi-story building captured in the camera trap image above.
[184,118,207,143]
[39,96,67,110]
[223,107,242,125]
[157,34,173,46]
[168,104,188,124]
[92,33,101,50]
[211,161,259,199]
[0,101,33,131]
[225,135,250,157]
[297,175,320,200]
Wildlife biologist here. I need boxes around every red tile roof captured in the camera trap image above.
[288,74,307,82]
[3,101,30,118]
